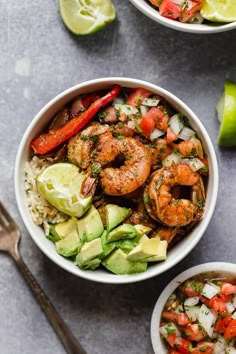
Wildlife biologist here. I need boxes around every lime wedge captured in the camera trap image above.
[37,163,93,217]
[59,0,116,35]
[201,0,236,22]
[217,80,236,147]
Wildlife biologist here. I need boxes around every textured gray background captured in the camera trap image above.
[1,1,236,353]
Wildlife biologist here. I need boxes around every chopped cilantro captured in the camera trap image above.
[91,163,101,177]
[113,132,125,140]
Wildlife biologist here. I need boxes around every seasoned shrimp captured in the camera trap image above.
[148,138,174,169]
[67,123,109,168]
[144,164,205,227]
[101,138,152,195]
[178,137,203,158]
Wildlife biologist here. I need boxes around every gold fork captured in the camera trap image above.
[0,201,87,354]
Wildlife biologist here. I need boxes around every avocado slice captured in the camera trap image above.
[47,225,61,243]
[49,217,78,241]
[127,238,160,262]
[105,204,131,231]
[117,239,138,252]
[78,205,104,242]
[77,257,101,271]
[102,249,147,275]
[56,229,81,257]
[101,231,116,258]
[134,224,152,236]
[76,238,103,266]
[107,224,137,243]
[141,240,168,262]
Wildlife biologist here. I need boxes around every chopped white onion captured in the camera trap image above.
[231,311,236,319]
[201,282,220,299]
[181,158,205,172]
[213,341,225,354]
[185,306,200,322]
[163,152,182,167]
[169,114,184,135]
[226,302,235,313]
[127,120,136,130]
[150,128,165,140]
[159,322,181,339]
[142,98,160,107]
[178,126,195,141]
[188,11,204,24]
[114,104,138,115]
[226,348,236,354]
[140,105,149,117]
[198,304,217,338]
[184,296,200,307]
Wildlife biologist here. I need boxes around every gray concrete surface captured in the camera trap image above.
[1,1,236,353]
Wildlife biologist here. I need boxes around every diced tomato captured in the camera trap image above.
[139,115,155,137]
[224,319,236,339]
[214,313,232,334]
[161,311,190,326]
[180,280,204,297]
[177,313,190,326]
[209,296,227,315]
[169,350,181,354]
[167,127,178,143]
[166,332,177,347]
[221,283,236,296]
[175,337,192,354]
[180,1,202,23]
[126,88,152,106]
[153,106,169,131]
[191,341,214,354]
[139,106,168,137]
[159,0,182,20]
[182,324,206,342]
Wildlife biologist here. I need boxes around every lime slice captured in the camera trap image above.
[201,0,236,23]
[37,163,93,217]
[217,80,236,147]
[59,0,116,35]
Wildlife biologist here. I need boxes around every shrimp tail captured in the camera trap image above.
[81,169,98,198]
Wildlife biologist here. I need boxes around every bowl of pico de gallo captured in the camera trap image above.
[128,0,236,34]
[151,262,236,354]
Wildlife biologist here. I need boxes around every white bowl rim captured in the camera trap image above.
[15,77,218,284]
[151,262,236,354]
[128,0,236,34]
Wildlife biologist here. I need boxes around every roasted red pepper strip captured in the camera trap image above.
[31,85,121,154]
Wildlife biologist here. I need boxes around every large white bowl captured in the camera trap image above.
[151,262,236,354]
[15,77,218,284]
[129,0,236,34]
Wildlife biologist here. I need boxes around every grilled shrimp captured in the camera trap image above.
[144,164,205,227]
[149,138,174,169]
[67,123,109,168]
[100,137,152,195]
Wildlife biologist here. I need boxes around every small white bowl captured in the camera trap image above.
[15,77,218,284]
[129,0,236,34]
[151,262,236,354]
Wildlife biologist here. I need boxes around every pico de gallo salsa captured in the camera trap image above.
[160,275,236,353]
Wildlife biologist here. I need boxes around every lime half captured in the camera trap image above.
[201,0,236,23]
[217,80,236,147]
[59,0,116,35]
[37,163,93,217]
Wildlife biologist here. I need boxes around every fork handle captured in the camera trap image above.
[12,253,87,354]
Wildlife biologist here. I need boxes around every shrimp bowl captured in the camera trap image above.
[14,77,218,284]
[151,262,236,354]
[128,0,236,34]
